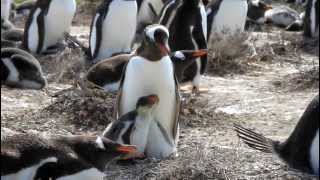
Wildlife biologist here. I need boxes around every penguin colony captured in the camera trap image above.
[1,0,319,179]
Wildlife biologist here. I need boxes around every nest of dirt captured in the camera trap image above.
[44,87,117,132]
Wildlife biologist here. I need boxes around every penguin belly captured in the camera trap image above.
[310,130,319,175]
[120,56,177,157]
[1,0,12,21]
[43,0,76,51]
[1,157,57,180]
[131,115,153,154]
[211,0,248,34]
[310,0,319,37]
[56,168,105,180]
[27,8,41,53]
[94,1,137,61]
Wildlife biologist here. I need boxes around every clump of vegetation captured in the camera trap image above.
[207,30,251,75]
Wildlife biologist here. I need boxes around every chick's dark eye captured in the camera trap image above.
[154,30,167,43]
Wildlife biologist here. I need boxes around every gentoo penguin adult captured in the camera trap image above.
[207,0,248,39]
[1,133,137,180]
[304,0,319,38]
[89,0,138,62]
[160,0,208,94]
[86,49,207,92]
[112,24,180,159]
[23,0,76,54]
[104,95,159,156]
[234,94,319,175]
[136,0,171,34]
[1,48,47,89]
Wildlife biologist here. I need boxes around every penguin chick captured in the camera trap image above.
[1,133,138,180]
[1,48,47,89]
[234,94,319,175]
[104,95,160,157]
[1,28,24,48]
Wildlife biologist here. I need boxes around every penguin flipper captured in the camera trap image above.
[234,123,275,153]
[172,75,181,143]
[36,8,46,54]
[115,61,129,119]
[192,15,208,74]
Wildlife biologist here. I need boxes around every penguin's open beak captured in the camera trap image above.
[192,49,208,58]
[116,145,138,154]
[148,95,160,105]
[158,42,170,56]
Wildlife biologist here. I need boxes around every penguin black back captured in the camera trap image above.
[304,0,319,38]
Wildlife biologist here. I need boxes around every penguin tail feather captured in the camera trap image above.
[234,123,275,153]
[64,32,91,58]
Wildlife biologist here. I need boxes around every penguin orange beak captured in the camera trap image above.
[192,49,208,58]
[116,145,138,154]
[158,42,170,56]
[148,95,160,105]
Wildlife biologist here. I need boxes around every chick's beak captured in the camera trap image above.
[158,42,170,56]
[148,95,160,105]
[192,49,208,58]
[116,145,137,154]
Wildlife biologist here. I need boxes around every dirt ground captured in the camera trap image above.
[1,1,319,180]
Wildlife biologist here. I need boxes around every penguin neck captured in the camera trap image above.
[136,42,168,61]
[56,136,118,171]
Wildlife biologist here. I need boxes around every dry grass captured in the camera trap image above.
[207,30,253,76]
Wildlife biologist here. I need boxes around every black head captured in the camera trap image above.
[248,0,273,23]
[136,94,160,110]
[64,135,138,171]
[1,48,47,89]
[142,24,171,57]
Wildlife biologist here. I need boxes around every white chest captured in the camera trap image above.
[121,56,177,135]
[94,0,137,60]
[57,168,105,180]
[130,115,153,153]
[1,157,57,180]
[211,0,248,34]
[43,0,76,48]
[310,129,319,175]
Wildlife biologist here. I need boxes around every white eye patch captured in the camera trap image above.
[95,136,105,150]
[146,25,169,41]
[174,51,186,60]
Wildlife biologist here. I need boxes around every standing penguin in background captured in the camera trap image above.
[89,0,138,63]
[207,0,248,39]
[304,0,319,38]
[136,0,171,34]
[112,25,180,159]
[23,0,76,54]
[160,0,208,94]
[235,94,319,175]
